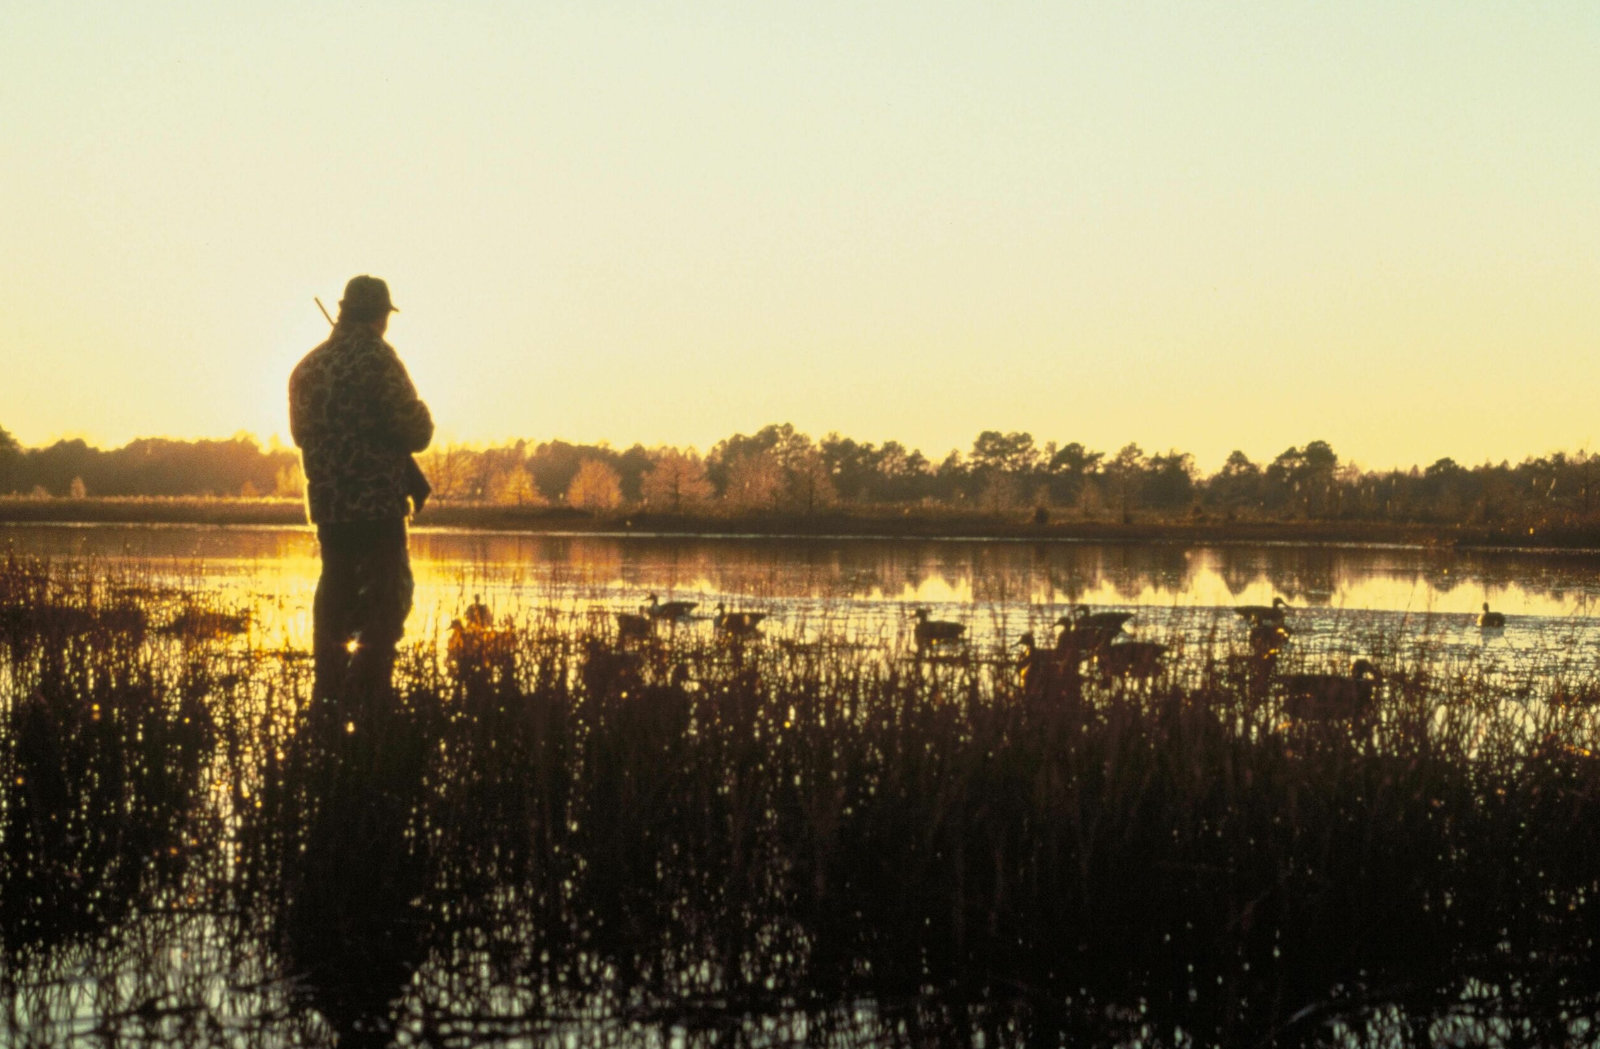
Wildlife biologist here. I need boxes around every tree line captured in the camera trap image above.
[4,421,1599,530]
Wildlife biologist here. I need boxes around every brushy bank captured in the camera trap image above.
[3,554,1600,1047]
[4,494,1597,550]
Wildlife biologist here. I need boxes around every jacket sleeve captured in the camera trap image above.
[287,361,314,449]
[377,347,434,453]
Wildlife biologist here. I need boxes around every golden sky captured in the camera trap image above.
[2,3,1595,471]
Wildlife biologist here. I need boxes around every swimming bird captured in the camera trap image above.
[1478,602,1506,629]
[642,593,698,621]
[714,602,767,637]
[912,608,966,649]
[1094,640,1168,680]
[1234,596,1290,625]
[1280,659,1381,721]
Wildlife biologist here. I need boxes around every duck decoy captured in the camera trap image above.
[615,611,652,642]
[1053,607,1131,657]
[1477,602,1506,629]
[579,637,645,698]
[1229,624,1291,699]
[1017,631,1081,701]
[1248,622,1292,658]
[448,614,516,680]
[912,608,966,649]
[1234,596,1290,625]
[642,593,698,621]
[1280,659,1381,721]
[1063,605,1136,633]
[1094,640,1168,680]
[714,602,767,637]
[1053,623,1119,661]
[464,593,493,629]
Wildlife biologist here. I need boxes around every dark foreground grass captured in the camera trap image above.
[3,554,1600,1047]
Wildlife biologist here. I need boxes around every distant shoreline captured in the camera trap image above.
[5,495,1600,554]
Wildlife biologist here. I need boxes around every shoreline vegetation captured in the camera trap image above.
[4,555,1600,1044]
[9,425,1600,553]
[3,494,1600,552]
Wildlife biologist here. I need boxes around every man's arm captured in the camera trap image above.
[287,361,314,449]
[376,346,434,453]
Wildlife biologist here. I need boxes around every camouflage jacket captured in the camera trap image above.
[289,324,433,524]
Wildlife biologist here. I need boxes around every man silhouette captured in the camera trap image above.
[289,275,433,705]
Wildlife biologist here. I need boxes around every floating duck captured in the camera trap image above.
[1478,602,1506,629]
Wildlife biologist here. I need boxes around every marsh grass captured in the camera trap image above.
[3,553,1600,1047]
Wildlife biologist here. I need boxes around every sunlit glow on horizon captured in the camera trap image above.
[2,4,1595,474]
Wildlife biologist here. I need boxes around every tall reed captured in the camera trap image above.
[3,553,1600,1047]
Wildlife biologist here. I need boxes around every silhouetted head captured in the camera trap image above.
[338,275,399,325]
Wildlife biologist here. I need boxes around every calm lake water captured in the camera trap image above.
[7,521,1600,672]
[7,522,1600,1045]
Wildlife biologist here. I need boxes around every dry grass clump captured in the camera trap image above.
[4,554,1600,1046]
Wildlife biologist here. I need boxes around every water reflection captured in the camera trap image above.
[8,524,1600,679]
[6,525,1600,616]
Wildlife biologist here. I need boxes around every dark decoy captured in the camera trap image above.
[464,593,493,629]
[912,608,966,649]
[1280,659,1381,721]
[1230,623,1291,699]
[714,602,767,637]
[1053,607,1131,659]
[1094,640,1168,680]
[1017,631,1081,701]
[1248,622,1292,657]
[447,614,516,681]
[158,605,250,639]
[1234,596,1290,625]
[615,612,652,642]
[1053,623,1120,661]
[1478,602,1506,629]
[642,593,698,621]
[579,637,645,698]
[1064,606,1136,633]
